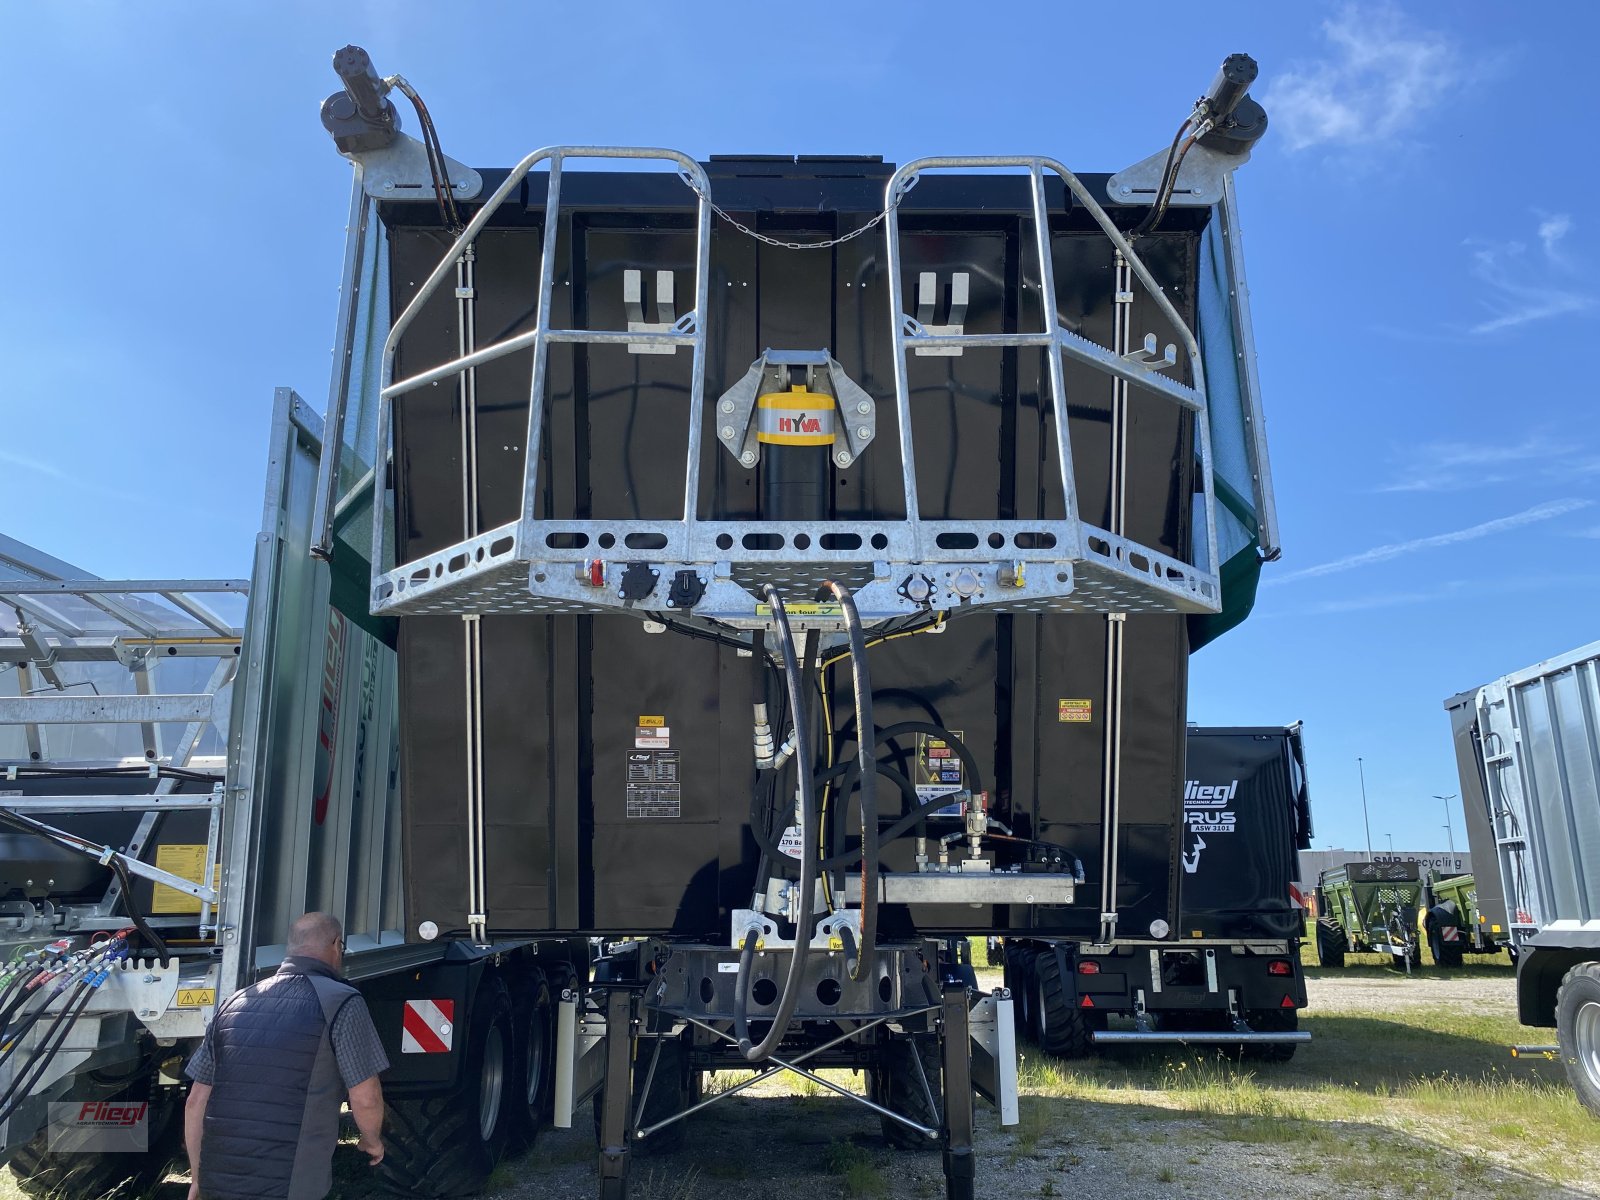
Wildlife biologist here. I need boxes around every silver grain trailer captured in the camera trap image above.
[1447,641,1600,1115]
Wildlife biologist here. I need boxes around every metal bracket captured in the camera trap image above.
[913,272,969,357]
[1122,332,1177,372]
[967,989,1019,1125]
[625,270,680,356]
[553,991,607,1127]
[714,350,877,470]
[1105,141,1252,208]
[348,132,484,202]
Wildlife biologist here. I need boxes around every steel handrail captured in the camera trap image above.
[368,146,714,577]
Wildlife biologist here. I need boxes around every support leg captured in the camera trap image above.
[598,988,635,1200]
[940,984,975,1200]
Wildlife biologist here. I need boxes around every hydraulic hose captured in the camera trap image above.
[820,582,875,981]
[733,587,819,1063]
[747,761,920,869]
[834,721,985,800]
[0,809,169,959]
[0,981,95,1124]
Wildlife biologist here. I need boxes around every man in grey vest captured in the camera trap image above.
[184,913,389,1200]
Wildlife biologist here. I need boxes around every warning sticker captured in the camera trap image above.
[626,750,682,818]
[151,844,215,915]
[1058,698,1093,723]
[913,731,965,817]
[636,726,672,749]
[176,988,216,1008]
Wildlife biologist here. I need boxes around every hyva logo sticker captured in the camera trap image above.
[1182,779,1239,873]
[47,1101,149,1153]
[777,413,824,436]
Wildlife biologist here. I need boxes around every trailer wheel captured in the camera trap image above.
[8,1081,182,1200]
[1314,918,1345,969]
[379,976,513,1197]
[1555,961,1600,1117]
[1241,1009,1299,1063]
[1427,932,1465,970]
[506,967,553,1154]
[1034,950,1096,1058]
[872,1036,941,1151]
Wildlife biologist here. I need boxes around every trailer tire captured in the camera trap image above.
[1428,932,1465,970]
[8,1081,182,1200]
[505,968,554,1154]
[1314,918,1345,969]
[1034,949,1096,1059]
[379,976,513,1197]
[1555,961,1600,1118]
[872,1036,941,1151]
[1241,1009,1299,1063]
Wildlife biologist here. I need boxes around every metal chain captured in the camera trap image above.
[677,171,902,251]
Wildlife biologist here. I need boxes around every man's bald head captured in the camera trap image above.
[287,912,344,967]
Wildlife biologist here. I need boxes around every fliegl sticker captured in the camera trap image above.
[1181,777,1238,873]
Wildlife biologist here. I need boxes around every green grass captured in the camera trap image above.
[1000,995,1593,1198]
[821,1139,887,1197]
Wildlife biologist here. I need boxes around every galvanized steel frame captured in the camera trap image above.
[351,146,1226,625]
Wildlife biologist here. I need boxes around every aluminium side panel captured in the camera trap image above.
[1473,641,1600,949]
[224,390,410,993]
[1443,688,1509,934]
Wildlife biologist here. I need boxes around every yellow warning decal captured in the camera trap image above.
[1058,698,1093,723]
[176,988,216,1008]
[152,845,211,914]
[638,715,666,727]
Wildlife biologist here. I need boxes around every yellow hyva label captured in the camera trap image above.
[176,988,216,1008]
[638,715,666,727]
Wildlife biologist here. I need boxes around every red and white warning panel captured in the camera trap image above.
[400,998,455,1054]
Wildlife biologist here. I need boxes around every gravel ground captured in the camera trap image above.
[461,966,1587,1200]
[1301,967,1518,1017]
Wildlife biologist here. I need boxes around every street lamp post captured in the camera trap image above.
[1386,833,1394,855]
[1358,757,1374,861]
[1434,794,1458,854]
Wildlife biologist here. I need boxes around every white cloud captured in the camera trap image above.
[1539,213,1574,265]
[1376,431,1600,494]
[1573,525,1600,540]
[1267,498,1594,585]
[1466,217,1595,335]
[1265,5,1462,152]
[1270,572,1600,617]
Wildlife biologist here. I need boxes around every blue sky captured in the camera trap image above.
[3,2,1596,856]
